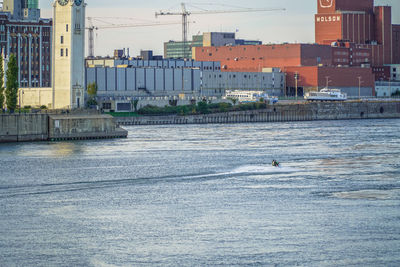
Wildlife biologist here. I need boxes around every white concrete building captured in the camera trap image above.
[375,81,400,97]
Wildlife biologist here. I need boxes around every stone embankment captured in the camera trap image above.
[1,113,127,143]
[116,101,400,126]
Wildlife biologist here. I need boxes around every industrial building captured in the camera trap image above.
[315,0,400,65]
[164,32,261,59]
[0,0,52,88]
[193,0,400,97]
[193,43,375,96]
[85,58,284,111]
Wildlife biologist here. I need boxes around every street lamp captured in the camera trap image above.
[294,72,299,100]
[284,72,287,98]
[357,76,363,99]
[325,76,332,89]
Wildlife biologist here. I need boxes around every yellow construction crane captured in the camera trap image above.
[86,17,183,58]
[155,3,286,58]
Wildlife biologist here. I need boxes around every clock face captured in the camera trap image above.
[58,0,69,6]
[320,0,333,8]
[75,0,82,6]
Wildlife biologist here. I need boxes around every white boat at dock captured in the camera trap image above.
[224,90,278,104]
[304,88,347,101]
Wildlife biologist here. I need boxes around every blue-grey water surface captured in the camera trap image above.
[1,119,400,266]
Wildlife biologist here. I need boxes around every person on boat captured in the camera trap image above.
[272,160,280,167]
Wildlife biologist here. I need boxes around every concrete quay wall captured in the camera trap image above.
[0,114,128,143]
[0,114,48,142]
[116,101,400,125]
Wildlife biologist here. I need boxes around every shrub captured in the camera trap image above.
[197,101,209,114]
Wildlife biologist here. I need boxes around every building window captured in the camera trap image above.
[66,48,68,57]
[66,24,69,32]
[61,36,64,44]
[102,103,111,109]
[60,49,63,56]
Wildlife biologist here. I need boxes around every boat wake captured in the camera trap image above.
[230,165,297,175]
[0,165,298,199]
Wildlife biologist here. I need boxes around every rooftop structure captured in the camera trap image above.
[164,32,262,59]
[2,0,40,20]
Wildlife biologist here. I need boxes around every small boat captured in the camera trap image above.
[304,88,347,101]
[272,160,280,167]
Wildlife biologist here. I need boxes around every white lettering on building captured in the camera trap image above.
[317,16,341,23]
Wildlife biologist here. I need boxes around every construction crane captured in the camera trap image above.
[86,17,183,58]
[155,3,286,58]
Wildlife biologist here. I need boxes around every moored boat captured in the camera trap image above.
[304,88,347,101]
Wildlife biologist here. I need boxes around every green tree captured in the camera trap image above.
[5,54,18,112]
[132,99,139,112]
[86,82,98,106]
[0,55,5,112]
[227,97,237,106]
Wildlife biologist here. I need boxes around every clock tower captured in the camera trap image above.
[52,0,86,109]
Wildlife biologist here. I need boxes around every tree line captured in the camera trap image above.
[0,54,19,113]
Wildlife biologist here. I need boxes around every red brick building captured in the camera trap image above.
[193,0,400,96]
[316,0,399,66]
[193,43,375,95]
[393,25,400,64]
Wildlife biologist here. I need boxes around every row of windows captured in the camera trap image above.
[334,51,348,56]
[207,74,276,80]
[355,52,369,57]
[8,26,42,34]
[335,58,349,63]
[60,48,68,57]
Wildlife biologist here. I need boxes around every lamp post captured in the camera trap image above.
[325,76,332,90]
[294,72,299,100]
[357,76,363,99]
[18,89,20,114]
[284,72,287,98]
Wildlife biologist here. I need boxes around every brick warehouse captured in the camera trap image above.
[193,0,400,96]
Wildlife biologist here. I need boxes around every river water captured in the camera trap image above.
[1,119,400,266]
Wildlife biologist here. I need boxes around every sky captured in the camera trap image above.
[40,0,400,57]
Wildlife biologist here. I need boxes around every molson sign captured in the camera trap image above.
[316,15,341,23]
[320,0,334,8]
